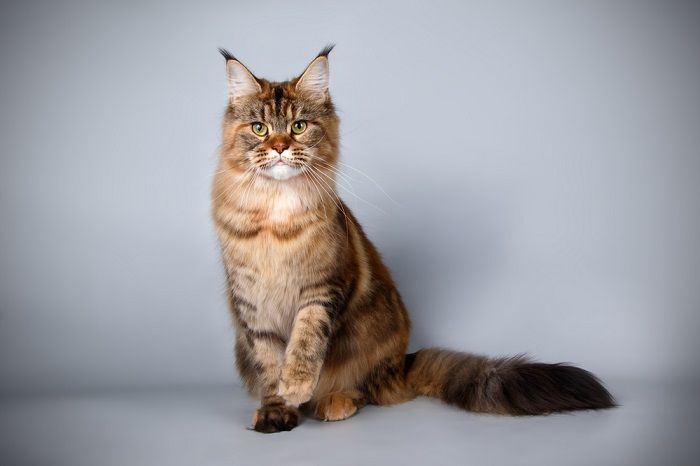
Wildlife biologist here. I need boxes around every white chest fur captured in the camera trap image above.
[218,178,331,339]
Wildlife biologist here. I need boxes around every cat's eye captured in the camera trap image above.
[251,122,268,137]
[291,120,307,135]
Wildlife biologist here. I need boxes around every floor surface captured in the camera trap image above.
[1,380,698,466]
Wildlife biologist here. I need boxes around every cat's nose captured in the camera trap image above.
[271,142,289,154]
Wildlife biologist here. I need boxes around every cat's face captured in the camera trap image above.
[220,48,339,182]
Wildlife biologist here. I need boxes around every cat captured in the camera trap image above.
[211,46,615,433]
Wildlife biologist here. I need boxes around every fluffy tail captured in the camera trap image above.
[404,348,615,415]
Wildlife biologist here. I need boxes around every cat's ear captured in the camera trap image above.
[295,45,334,100]
[219,48,261,104]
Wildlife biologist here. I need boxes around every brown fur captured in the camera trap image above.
[212,47,615,433]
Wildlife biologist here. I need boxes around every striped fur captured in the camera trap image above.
[212,48,614,433]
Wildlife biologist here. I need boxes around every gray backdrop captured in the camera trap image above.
[1,0,699,395]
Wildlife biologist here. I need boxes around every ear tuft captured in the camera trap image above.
[218,47,235,62]
[317,44,335,58]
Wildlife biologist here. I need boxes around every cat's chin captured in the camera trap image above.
[262,164,303,181]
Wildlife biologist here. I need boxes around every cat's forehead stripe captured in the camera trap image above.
[273,85,284,108]
[228,77,331,125]
[252,83,299,131]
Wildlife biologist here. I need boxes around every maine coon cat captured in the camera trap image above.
[212,46,615,433]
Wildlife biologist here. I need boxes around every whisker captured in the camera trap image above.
[313,158,357,185]
[306,166,350,238]
[302,167,330,225]
[211,165,255,204]
[313,164,387,215]
[313,159,362,194]
[337,160,400,206]
[306,130,327,150]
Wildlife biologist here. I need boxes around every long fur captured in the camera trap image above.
[405,349,615,415]
[212,48,615,433]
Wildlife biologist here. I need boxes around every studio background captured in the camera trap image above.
[1,1,699,465]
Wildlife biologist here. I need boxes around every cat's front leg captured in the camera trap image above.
[278,303,333,406]
[244,334,300,433]
[252,395,299,433]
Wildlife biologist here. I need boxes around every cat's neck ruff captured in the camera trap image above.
[233,170,335,221]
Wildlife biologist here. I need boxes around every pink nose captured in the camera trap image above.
[272,142,289,154]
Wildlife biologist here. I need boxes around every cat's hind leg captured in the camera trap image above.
[312,390,365,421]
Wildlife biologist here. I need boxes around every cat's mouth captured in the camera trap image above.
[261,158,300,169]
[261,158,303,181]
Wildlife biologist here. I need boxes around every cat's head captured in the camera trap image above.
[219,46,339,182]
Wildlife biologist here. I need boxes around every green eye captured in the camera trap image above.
[291,120,307,135]
[251,122,268,136]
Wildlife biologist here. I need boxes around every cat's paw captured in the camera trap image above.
[277,375,315,407]
[252,404,299,433]
[314,392,358,421]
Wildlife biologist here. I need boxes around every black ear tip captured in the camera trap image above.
[218,47,235,61]
[318,44,335,58]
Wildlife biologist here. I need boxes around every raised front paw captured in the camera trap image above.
[252,403,299,433]
[277,374,316,407]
